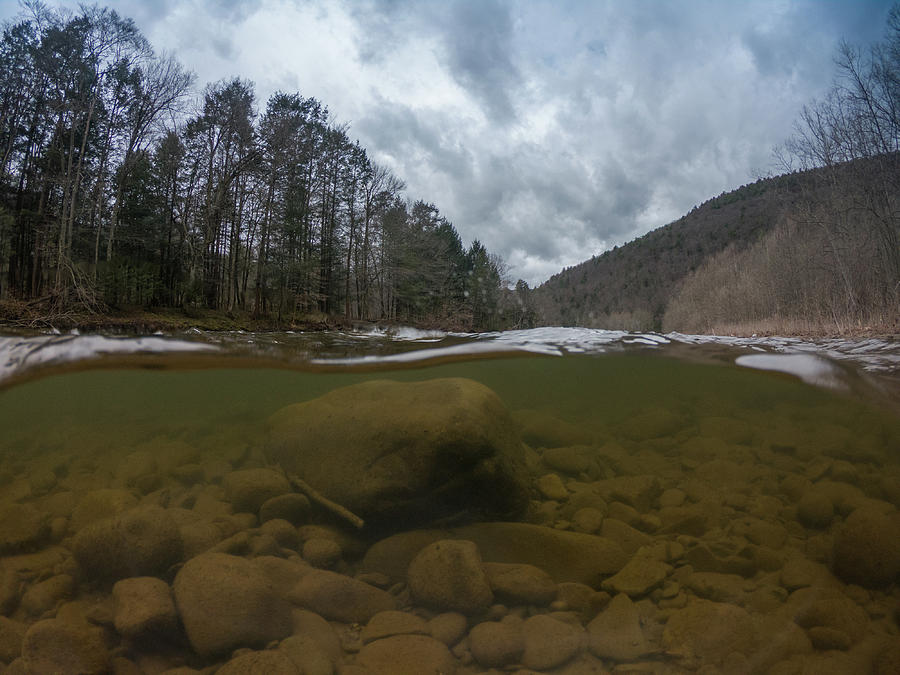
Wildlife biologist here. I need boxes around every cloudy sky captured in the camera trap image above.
[0,1,894,285]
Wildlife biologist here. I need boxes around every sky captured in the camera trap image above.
[0,0,894,285]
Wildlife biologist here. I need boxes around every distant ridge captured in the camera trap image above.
[531,165,839,332]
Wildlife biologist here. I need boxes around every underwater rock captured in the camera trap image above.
[266,378,529,527]
[0,616,26,664]
[112,577,178,640]
[69,488,139,533]
[521,614,583,670]
[0,504,50,554]
[216,650,300,674]
[662,599,757,665]
[797,489,835,528]
[173,552,292,658]
[259,493,311,524]
[427,612,468,647]
[601,554,671,597]
[833,508,900,588]
[72,506,183,581]
[356,634,457,675]
[483,561,557,606]
[223,468,291,514]
[361,610,429,643]
[588,592,654,661]
[408,540,493,614]
[542,445,594,475]
[363,522,627,587]
[20,574,73,617]
[536,473,570,500]
[302,537,341,568]
[514,409,593,448]
[792,592,869,646]
[21,618,109,675]
[468,619,524,668]
[288,568,396,623]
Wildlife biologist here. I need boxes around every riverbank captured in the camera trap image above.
[1,300,897,342]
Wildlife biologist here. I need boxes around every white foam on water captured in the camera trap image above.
[0,334,217,384]
[734,353,845,388]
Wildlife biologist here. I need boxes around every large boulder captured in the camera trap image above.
[266,378,529,527]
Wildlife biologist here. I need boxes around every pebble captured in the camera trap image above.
[289,569,397,623]
[601,555,671,597]
[428,612,468,646]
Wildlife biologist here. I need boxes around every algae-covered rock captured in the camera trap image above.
[833,507,900,588]
[0,504,50,554]
[21,618,109,675]
[408,540,493,614]
[362,522,627,586]
[288,568,397,623]
[72,506,183,581]
[266,378,528,527]
[173,552,292,658]
[357,634,457,675]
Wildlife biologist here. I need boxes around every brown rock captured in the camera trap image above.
[428,612,467,647]
[20,574,73,617]
[408,540,493,614]
[357,634,457,675]
[289,568,396,623]
[363,522,627,587]
[0,616,26,664]
[587,592,654,661]
[70,489,138,532]
[833,508,900,588]
[267,378,529,527]
[112,577,178,639]
[808,626,852,651]
[600,518,652,555]
[662,599,756,665]
[793,594,868,645]
[21,618,109,675]
[798,490,835,529]
[521,614,583,670]
[223,468,291,514]
[543,446,593,475]
[259,493,311,525]
[483,562,557,606]
[601,555,670,597]
[72,506,183,581]
[536,473,569,500]
[684,572,747,604]
[362,610,428,643]
[468,620,524,668]
[216,650,300,674]
[302,537,341,568]
[572,507,604,533]
[0,504,50,554]
[173,552,292,658]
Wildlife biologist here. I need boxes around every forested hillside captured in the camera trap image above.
[535,8,900,336]
[531,175,797,330]
[0,4,508,330]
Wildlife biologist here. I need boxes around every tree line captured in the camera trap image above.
[664,6,899,335]
[0,2,518,330]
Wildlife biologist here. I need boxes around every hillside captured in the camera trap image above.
[532,172,806,331]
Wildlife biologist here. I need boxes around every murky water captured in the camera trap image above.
[0,328,898,673]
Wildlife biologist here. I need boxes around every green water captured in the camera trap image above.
[0,351,898,672]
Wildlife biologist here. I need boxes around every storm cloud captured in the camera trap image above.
[2,0,892,284]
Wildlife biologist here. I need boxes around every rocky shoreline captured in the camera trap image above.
[0,376,899,673]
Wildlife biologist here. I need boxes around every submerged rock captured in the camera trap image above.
[407,540,493,614]
[266,378,529,528]
[357,634,457,675]
[833,507,900,588]
[21,618,109,675]
[72,506,183,581]
[173,552,292,658]
[362,522,627,586]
